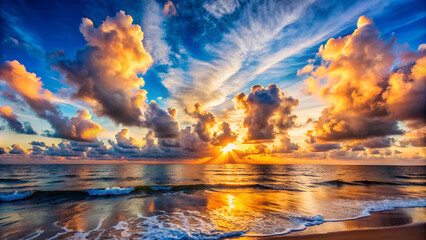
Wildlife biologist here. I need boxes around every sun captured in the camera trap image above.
[221,143,236,153]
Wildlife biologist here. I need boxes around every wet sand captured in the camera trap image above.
[262,222,426,240]
[239,207,426,240]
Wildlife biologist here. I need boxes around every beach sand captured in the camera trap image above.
[238,207,426,240]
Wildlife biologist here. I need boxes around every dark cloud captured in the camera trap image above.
[30,141,46,147]
[185,103,216,142]
[0,106,36,135]
[309,143,341,152]
[0,147,6,155]
[143,102,180,138]
[1,90,23,104]
[212,122,238,146]
[9,144,26,154]
[234,84,299,142]
[362,137,393,148]
[307,108,403,142]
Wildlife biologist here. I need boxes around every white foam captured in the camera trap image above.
[48,218,105,240]
[0,191,33,202]
[113,221,131,238]
[136,211,245,240]
[21,230,44,240]
[85,187,135,196]
[327,198,426,222]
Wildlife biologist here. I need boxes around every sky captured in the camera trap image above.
[0,0,425,164]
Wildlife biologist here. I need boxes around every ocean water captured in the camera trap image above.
[0,164,425,239]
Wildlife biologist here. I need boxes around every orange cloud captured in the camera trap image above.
[0,60,104,141]
[163,0,177,17]
[56,11,153,126]
[302,16,425,145]
[70,110,105,141]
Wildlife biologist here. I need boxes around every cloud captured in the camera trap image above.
[113,129,141,148]
[273,136,299,153]
[45,110,104,142]
[361,137,393,148]
[30,141,46,147]
[384,56,426,127]
[399,127,426,147]
[0,60,104,141]
[0,106,36,135]
[309,143,342,152]
[234,84,298,142]
[163,0,177,17]
[9,144,26,154]
[55,11,153,127]
[185,103,216,141]
[212,121,238,146]
[303,16,425,143]
[0,147,6,155]
[143,101,180,138]
[143,0,171,65]
[203,0,239,18]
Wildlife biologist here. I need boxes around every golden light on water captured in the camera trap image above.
[221,143,237,153]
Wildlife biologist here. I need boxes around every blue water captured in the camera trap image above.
[0,164,425,239]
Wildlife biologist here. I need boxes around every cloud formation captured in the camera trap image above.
[185,103,217,142]
[0,60,103,141]
[55,11,153,127]
[163,0,177,17]
[0,106,36,135]
[234,84,299,142]
[143,101,180,138]
[302,16,425,144]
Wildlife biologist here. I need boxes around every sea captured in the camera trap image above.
[0,164,425,239]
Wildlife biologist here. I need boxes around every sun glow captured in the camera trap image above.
[221,143,236,153]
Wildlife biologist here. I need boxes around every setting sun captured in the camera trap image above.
[221,143,237,153]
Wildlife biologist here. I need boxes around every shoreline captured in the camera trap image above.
[237,207,426,240]
[259,222,426,240]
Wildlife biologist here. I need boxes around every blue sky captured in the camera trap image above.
[0,0,425,163]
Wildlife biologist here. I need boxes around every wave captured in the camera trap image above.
[0,191,33,202]
[0,183,304,203]
[85,187,135,196]
[315,179,425,187]
[0,178,32,184]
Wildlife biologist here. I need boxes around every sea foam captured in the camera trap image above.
[0,191,33,202]
[85,187,135,196]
